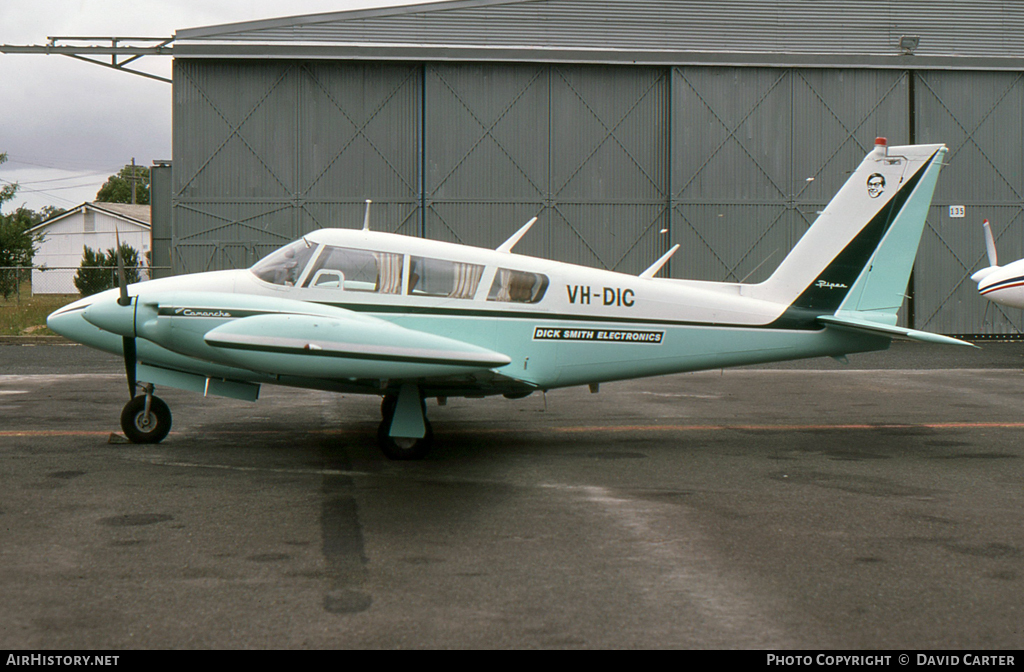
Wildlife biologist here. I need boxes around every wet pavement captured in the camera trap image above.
[1,340,1023,648]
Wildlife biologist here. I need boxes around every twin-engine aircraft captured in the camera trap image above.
[49,138,972,459]
[971,219,1024,309]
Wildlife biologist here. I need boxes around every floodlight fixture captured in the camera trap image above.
[899,35,920,55]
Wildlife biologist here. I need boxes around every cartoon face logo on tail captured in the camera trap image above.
[867,173,886,199]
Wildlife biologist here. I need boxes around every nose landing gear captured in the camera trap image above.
[120,384,172,444]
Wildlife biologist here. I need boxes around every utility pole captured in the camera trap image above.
[130,157,137,205]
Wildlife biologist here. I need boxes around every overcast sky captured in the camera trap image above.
[0,0,435,214]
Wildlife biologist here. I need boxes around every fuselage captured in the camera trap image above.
[49,227,887,399]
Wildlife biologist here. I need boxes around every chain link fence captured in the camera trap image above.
[0,266,161,302]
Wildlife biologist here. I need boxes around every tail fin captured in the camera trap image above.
[748,138,946,323]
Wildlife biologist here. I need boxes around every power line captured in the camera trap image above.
[0,177,101,192]
[3,156,122,172]
[8,170,113,185]
[0,178,92,207]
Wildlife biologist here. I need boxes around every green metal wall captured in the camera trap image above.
[171,58,1024,335]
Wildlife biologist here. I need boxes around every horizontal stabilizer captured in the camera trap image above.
[817,314,978,348]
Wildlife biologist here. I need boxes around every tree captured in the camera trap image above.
[73,243,142,297]
[0,153,16,208]
[96,162,150,205]
[0,152,43,299]
[37,205,67,223]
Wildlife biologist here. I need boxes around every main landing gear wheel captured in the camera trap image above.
[120,394,172,444]
[378,389,432,460]
[377,418,433,461]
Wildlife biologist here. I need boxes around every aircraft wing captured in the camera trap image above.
[201,312,512,380]
[817,314,977,348]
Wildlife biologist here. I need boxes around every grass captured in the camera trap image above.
[0,281,79,336]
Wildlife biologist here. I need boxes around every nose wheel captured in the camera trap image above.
[120,392,172,443]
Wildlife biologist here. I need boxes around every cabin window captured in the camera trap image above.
[487,269,549,303]
[302,246,403,293]
[250,239,318,286]
[407,257,484,299]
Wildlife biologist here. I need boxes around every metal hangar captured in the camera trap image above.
[163,0,1024,337]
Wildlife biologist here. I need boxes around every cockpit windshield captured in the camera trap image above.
[251,239,318,286]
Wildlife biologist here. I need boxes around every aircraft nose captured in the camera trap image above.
[46,296,97,340]
[46,306,76,338]
[971,267,999,285]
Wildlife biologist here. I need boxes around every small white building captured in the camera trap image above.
[29,202,151,294]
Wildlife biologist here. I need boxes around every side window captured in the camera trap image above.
[250,239,318,287]
[303,246,403,294]
[407,257,484,299]
[487,269,549,303]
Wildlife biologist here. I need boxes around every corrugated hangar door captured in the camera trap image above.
[296,62,422,239]
[671,67,909,288]
[424,63,669,272]
[423,63,551,255]
[914,71,1024,336]
[174,60,300,272]
[173,60,421,272]
[547,65,669,273]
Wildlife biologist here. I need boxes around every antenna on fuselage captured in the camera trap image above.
[738,250,778,284]
[497,216,537,253]
[639,244,680,279]
[362,199,372,231]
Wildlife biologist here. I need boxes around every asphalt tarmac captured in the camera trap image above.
[2,339,1023,649]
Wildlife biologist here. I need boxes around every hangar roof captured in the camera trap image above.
[173,0,1024,70]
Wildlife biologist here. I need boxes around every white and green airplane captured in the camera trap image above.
[48,138,971,459]
[971,218,1024,309]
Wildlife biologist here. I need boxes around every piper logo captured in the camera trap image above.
[815,280,848,290]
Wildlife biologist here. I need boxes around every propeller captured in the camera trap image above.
[115,227,130,306]
[114,228,137,399]
[982,219,999,267]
